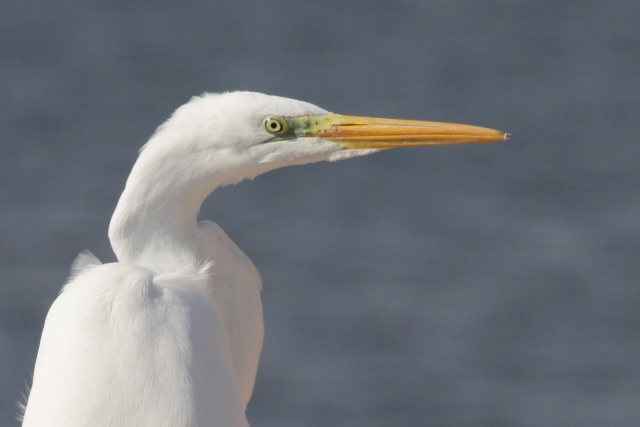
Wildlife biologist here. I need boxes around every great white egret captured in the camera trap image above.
[21,92,508,426]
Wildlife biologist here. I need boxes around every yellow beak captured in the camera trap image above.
[309,114,510,149]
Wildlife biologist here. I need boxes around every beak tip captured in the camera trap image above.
[503,133,511,140]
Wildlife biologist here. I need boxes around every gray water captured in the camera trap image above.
[2,2,639,426]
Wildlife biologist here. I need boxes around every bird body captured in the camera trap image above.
[22,252,252,427]
[21,92,508,426]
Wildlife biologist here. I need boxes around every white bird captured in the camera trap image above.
[21,92,508,427]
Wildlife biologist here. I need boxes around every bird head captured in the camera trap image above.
[140,91,509,187]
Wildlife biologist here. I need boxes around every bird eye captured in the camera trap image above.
[263,117,286,134]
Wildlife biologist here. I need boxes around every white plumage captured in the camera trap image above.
[21,92,507,426]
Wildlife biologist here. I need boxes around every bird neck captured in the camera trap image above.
[108,147,220,264]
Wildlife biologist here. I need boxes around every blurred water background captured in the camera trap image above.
[1,1,639,426]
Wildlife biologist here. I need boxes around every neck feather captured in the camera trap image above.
[108,147,221,263]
